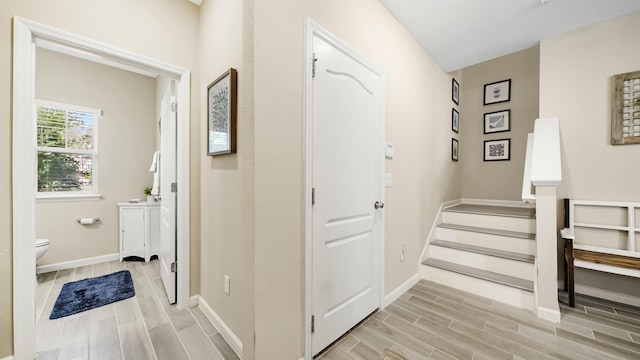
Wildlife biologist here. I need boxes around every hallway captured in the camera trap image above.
[36,259,238,360]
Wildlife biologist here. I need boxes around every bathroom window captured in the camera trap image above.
[36,100,101,200]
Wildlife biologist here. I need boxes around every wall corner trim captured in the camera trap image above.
[383,273,420,308]
[36,253,119,274]
[197,296,243,358]
[536,305,561,323]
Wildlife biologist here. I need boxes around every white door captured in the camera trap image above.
[311,35,385,355]
[160,81,177,304]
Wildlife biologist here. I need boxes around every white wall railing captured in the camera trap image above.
[522,133,535,202]
[523,117,562,323]
[531,118,562,187]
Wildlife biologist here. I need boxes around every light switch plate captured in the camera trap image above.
[385,173,392,187]
[385,143,395,158]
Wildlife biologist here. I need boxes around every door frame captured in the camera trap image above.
[303,18,386,359]
[12,17,191,359]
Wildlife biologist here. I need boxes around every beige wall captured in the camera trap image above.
[198,0,256,358]
[253,0,460,356]
[540,11,640,298]
[35,48,156,265]
[0,1,200,356]
[460,46,540,201]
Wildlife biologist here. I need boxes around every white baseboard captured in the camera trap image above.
[383,272,420,308]
[441,198,463,209]
[537,305,561,323]
[461,198,533,208]
[36,253,119,274]
[198,296,243,359]
[189,295,200,308]
[1,355,14,360]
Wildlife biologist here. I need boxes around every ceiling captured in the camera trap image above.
[380,0,640,73]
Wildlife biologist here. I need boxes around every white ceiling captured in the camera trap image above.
[380,0,640,72]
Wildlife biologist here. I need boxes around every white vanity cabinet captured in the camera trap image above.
[118,202,160,262]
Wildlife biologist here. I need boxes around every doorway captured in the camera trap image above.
[12,17,191,359]
[304,19,386,357]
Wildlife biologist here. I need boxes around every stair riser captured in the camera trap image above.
[420,266,534,310]
[441,212,535,233]
[436,227,536,255]
[428,246,535,281]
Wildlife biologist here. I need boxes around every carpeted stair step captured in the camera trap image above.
[430,239,535,263]
[422,258,534,292]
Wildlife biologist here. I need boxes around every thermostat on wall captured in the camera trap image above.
[385,143,395,158]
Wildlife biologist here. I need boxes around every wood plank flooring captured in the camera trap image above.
[38,262,640,359]
[317,280,640,360]
[35,259,238,360]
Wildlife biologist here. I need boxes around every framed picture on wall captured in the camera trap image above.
[452,138,459,162]
[452,108,459,133]
[207,68,238,156]
[483,79,511,105]
[452,78,460,105]
[484,109,510,134]
[484,139,510,161]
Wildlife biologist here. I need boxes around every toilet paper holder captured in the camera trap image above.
[77,217,100,225]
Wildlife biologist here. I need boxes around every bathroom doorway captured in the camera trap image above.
[12,17,191,359]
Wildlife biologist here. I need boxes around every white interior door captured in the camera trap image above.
[311,34,385,355]
[160,81,177,304]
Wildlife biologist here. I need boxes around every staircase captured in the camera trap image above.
[421,202,537,310]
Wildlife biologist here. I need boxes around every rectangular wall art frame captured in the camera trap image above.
[452,108,459,133]
[452,138,459,162]
[484,109,510,134]
[452,78,459,105]
[207,68,238,156]
[484,138,510,161]
[483,79,511,105]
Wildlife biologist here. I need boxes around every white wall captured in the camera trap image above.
[540,11,640,300]
[0,1,200,355]
[35,48,157,266]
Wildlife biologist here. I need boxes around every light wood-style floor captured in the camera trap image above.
[37,262,640,360]
[318,280,640,360]
[35,259,239,360]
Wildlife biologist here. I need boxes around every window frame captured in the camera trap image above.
[35,99,101,201]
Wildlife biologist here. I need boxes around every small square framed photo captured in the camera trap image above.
[452,138,459,162]
[483,79,511,105]
[484,109,510,134]
[452,78,459,105]
[452,108,459,133]
[484,139,510,161]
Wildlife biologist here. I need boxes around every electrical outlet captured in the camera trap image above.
[224,275,230,295]
[400,245,406,262]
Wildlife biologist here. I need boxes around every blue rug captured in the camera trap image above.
[50,270,135,319]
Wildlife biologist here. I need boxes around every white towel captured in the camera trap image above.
[149,151,159,172]
[149,151,160,195]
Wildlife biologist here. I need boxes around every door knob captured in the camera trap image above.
[374,201,385,209]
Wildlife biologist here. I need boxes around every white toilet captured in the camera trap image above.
[36,238,50,260]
